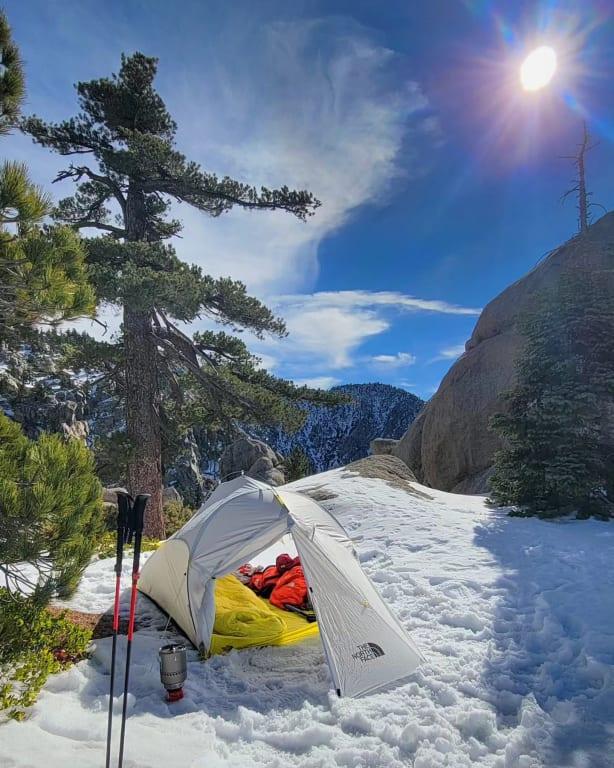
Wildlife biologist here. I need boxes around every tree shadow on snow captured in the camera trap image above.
[474,512,614,768]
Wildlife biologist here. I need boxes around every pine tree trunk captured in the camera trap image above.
[123,185,165,538]
[124,303,165,538]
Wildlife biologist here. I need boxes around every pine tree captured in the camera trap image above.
[0,10,95,344]
[284,446,314,482]
[0,412,103,604]
[0,11,24,136]
[490,271,614,518]
[24,53,340,536]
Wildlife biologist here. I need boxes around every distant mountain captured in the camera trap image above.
[250,383,424,472]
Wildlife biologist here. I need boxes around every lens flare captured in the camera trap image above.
[520,46,557,91]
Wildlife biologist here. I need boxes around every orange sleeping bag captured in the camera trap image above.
[269,564,309,610]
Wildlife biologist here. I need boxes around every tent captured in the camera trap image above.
[138,475,424,697]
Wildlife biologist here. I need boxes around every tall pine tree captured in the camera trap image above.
[490,271,614,518]
[24,54,339,536]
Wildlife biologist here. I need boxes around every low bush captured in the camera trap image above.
[163,500,194,536]
[96,531,160,559]
[0,589,91,720]
[0,412,103,602]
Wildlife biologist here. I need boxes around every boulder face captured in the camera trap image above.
[219,436,285,486]
[394,212,614,493]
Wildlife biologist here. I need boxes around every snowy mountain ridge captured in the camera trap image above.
[250,383,424,472]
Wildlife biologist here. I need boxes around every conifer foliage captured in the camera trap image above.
[284,446,314,482]
[0,412,103,604]
[0,11,24,135]
[490,272,614,518]
[24,53,337,536]
[0,11,95,344]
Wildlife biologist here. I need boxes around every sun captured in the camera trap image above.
[520,46,557,91]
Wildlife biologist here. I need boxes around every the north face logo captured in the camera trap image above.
[352,643,385,662]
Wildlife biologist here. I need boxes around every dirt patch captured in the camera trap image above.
[48,606,134,639]
[298,485,339,502]
[344,455,433,500]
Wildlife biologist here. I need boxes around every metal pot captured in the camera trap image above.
[159,643,187,701]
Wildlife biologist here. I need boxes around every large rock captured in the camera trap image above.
[164,430,206,508]
[219,436,286,486]
[394,212,614,493]
[162,486,183,505]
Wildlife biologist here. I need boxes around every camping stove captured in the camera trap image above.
[159,643,187,702]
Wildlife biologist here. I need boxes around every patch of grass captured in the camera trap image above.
[96,531,160,559]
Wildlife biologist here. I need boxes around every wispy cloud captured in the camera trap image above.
[172,17,441,296]
[276,291,481,316]
[371,352,416,368]
[251,291,478,375]
[440,344,467,358]
[430,343,467,363]
[271,303,389,369]
[426,343,467,364]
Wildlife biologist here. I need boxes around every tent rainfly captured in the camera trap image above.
[138,475,424,698]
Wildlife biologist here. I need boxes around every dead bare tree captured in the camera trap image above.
[561,121,604,233]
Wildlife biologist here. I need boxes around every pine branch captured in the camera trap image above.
[54,164,126,213]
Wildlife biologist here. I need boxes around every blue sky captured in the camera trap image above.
[4,0,614,398]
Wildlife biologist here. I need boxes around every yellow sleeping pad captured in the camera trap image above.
[210,574,319,655]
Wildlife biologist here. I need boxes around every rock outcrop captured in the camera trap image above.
[394,212,614,493]
[219,436,285,486]
[370,437,399,456]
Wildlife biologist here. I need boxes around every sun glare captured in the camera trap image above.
[520,46,557,91]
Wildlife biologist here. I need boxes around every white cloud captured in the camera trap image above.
[276,290,481,316]
[429,343,467,363]
[293,376,341,390]
[254,352,278,371]
[441,344,466,358]
[254,291,478,373]
[395,379,417,391]
[371,352,416,368]
[276,305,388,369]
[171,17,440,296]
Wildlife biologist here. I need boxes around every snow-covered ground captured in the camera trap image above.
[1,468,613,768]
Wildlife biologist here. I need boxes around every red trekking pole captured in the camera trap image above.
[117,493,149,768]
[105,492,129,768]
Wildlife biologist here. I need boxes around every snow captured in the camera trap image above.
[2,468,614,767]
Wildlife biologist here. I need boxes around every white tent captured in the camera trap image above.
[138,475,424,698]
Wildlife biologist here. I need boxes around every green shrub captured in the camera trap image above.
[0,589,91,720]
[284,446,313,482]
[96,531,160,559]
[163,500,194,536]
[0,412,104,602]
